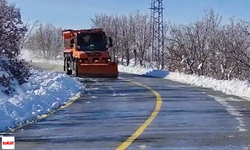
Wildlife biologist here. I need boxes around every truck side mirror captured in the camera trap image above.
[108,37,113,47]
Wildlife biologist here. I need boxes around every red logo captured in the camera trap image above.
[2,136,15,149]
[3,141,14,145]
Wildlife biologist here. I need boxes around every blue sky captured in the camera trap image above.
[7,0,250,29]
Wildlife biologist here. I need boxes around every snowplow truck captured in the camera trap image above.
[62,28,118,78]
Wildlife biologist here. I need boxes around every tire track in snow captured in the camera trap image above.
[208,95,247,132]
[77,78,124,101]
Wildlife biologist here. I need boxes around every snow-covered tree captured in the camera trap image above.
[0,0,27,57]
[0,0,30,95]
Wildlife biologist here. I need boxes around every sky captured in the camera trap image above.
[7,0,250,29]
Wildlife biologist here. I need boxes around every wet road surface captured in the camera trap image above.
[7,63,250,150]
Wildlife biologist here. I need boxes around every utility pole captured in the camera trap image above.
[149,0,164,69]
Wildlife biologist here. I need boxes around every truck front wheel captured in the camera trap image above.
[65,57,72,75]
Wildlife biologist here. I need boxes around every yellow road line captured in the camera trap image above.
[1,77,162,150]
[115,77,162,150]
[0,92,81,135]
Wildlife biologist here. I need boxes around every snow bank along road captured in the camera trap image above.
[9,62,250,150]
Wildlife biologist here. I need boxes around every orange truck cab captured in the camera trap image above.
[62,28,118,78]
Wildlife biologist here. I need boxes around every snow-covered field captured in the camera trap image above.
[20,49,250,101]
[0,54,83,133]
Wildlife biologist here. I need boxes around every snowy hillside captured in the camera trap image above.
[0,64,83,133]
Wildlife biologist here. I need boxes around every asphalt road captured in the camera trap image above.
[8,62,250,150]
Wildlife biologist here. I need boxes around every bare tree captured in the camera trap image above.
[25,23,63,60]
[132,10,151,66]
[91,10,152,66]
[20,20,39,49]
[165,9,250,81]
[25,7,250,82]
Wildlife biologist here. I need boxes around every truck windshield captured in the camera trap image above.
[76,32,107,51]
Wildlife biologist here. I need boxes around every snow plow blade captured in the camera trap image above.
[77,62,118,78]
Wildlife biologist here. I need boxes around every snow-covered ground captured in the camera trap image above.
[118,65,250,100]
[0,53,83,133]
[20,49,250,101]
